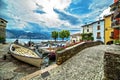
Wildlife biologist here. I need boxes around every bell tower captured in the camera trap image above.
[0,18,7,43]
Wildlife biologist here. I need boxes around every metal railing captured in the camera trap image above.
[112,20,120,28]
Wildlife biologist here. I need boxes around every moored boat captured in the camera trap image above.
[9,43,42,67]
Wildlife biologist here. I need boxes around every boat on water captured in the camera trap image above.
[9,43,43,67]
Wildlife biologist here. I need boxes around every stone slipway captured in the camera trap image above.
[30,45,120,80]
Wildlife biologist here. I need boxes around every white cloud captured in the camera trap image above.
[79,0,113,25]
[2,0,113,30]
[89,0,113,10]
[99,7,113,19]
[5,0,75,30]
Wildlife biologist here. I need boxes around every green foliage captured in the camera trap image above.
[0,37,4,40]
[59,30,70,41]
[64,30,70,38]
[0,37,5,43]
[114,39,120,44]
[51,31,58,41]
[59,30,65,40]
[51,30,70,41]
[81,33,93,41]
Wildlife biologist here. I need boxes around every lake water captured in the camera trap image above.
[6,38,69,43]
[6,38,53,43]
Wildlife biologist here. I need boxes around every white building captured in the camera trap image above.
[82,23,93,34]
[70,33,82,43]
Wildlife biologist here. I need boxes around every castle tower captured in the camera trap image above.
[0,18,8,43]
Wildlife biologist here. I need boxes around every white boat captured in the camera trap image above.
[9,43,42,67]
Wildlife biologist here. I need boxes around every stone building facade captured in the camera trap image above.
[0,18,7,43]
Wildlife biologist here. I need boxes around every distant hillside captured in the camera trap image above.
[6,29,51,39]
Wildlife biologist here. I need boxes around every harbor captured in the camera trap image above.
[0,0,120,80]
[0,43,120,80]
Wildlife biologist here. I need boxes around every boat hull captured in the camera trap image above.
[9,44,42,67]
[11,53,42,67]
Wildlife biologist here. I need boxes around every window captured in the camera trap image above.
[97,32,101,39]
[1,21,4,23]
[98,21,100,24]
[110,32,114,39]
[111,32,114,37]
[87,29,89,32]
[97,25,100,30]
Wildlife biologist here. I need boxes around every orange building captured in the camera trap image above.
[114,0,118,3]
[110,0,120,44]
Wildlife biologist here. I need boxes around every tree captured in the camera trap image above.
[81,33,93,41]
[51,31,58,41]
[64,30,70,39]
[59,30,70,41]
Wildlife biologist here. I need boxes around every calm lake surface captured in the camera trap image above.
[6,38,69,43]
[6,38,52,43]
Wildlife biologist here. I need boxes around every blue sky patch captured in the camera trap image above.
[33,10,46,14]
[53,9,80,25]
[0,0,113,33]
[65,0,92,15]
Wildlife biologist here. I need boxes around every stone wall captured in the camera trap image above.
[56,41,103,65]
[104,52,120,80]
[0,18,7,43]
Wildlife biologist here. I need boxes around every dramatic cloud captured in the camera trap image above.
[53,9,80,25]
[0,0,113,32]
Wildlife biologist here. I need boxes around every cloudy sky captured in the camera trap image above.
[0,0,113,33]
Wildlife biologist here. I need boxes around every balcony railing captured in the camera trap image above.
[110,1,120,11]
[112,20,120,28]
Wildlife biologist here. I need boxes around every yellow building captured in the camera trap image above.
[104,14,114,44]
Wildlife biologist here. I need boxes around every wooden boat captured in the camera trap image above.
[9,43,43,67]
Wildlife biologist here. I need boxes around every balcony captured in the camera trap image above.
[112,20,120,28]
[110,1,120,11]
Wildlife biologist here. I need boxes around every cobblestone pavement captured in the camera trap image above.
[30,45,120,80]
[0,44,40,80]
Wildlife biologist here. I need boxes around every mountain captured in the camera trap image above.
[6,29,51,39]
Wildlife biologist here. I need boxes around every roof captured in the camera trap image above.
[81,23,93,27]
[0,18,8,23]
[70,33,81,37]
[92,19,104,24]
[81,19,104,27]
[104,13,114,18]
